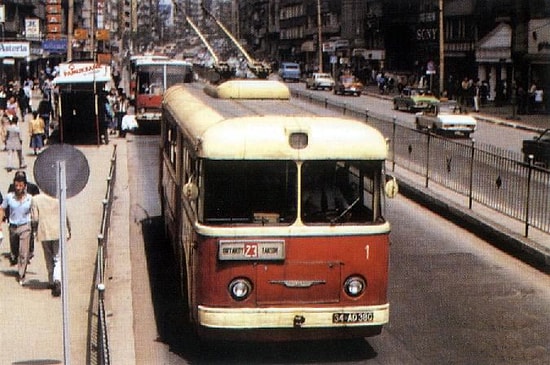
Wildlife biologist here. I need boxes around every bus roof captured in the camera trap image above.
[204,80,290,99]
[132,58,193,67]
[163,83,387,161]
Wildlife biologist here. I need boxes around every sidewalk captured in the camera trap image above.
[0,95,126,363]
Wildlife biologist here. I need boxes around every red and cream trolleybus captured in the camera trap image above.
[160,79,397,341]
[129,55,193,128]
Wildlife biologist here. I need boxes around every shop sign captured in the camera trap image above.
[54,62,112,84]
[96,29,110,41]
[74,28,88,40]
[43,39,67,52]
[0,42,30,58]
[25,18,41,39]
[322,42,335,52]
[417,27,438,41]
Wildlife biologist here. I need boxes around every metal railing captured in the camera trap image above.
[292,90,550,237]
[88,145,117,365]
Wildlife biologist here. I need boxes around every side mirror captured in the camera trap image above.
[384,177,399,199]
[183,182,199,200]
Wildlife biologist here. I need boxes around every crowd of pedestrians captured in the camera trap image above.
[102,87,138,142]
[0,75,70,298]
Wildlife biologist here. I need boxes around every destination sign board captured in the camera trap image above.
[218,239,285,261]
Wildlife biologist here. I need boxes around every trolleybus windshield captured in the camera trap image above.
[201,159,383,225]
[137,65,189,95]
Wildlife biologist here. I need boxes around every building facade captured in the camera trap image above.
[0,0,547,103]
[236,0,549,99]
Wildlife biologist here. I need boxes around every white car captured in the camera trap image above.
[305,73,335,90]
[415,100,477,138]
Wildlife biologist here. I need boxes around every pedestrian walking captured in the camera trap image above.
[6,95,22,121]
[28,111,45,155]
[7,171,40,261]
[4,115,26,171]
[534,87,544,113]
[0,84,7,111]
[115,91,128,135]
[37,94,53,140]
[102,95,114,144]
[473,80,480,112]
[0,173,33,285]
[0,111,9,150]
[31,193,71,297]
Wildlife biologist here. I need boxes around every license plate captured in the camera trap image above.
[332,312,374,323]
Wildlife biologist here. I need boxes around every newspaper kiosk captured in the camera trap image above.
[53,62,112,145]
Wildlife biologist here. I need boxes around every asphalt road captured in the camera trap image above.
[123,130,550,363]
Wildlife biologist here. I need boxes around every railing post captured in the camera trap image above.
[525,155,534,237]
[392,116,397,172]
[468,139,475,209]
[425,132,431,188]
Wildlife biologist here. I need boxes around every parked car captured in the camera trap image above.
[305,73,335,90]
[393,87,439,111]
[333,74,363,96]
[522,129,550,168]
[415,100,477,138]
[278,62,301,82]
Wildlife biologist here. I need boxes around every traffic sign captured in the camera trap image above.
[33,144,90,198]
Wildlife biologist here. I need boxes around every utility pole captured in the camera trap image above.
[67,0,73,60]
[439,0,444,94]
[317,0,323,72]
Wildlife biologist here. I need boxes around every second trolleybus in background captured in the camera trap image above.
[160,79,398,341]
[128,55,193,130]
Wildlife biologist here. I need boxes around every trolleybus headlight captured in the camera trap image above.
[228,278,252,301]
[344,276,366,297]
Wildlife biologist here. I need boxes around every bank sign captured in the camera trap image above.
[0,42,30,58]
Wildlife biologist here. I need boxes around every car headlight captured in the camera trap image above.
[344,276,366,297]
[228,278,252,301]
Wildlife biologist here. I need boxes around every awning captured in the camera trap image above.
[475,23,512,63]
[53,62,112,84]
